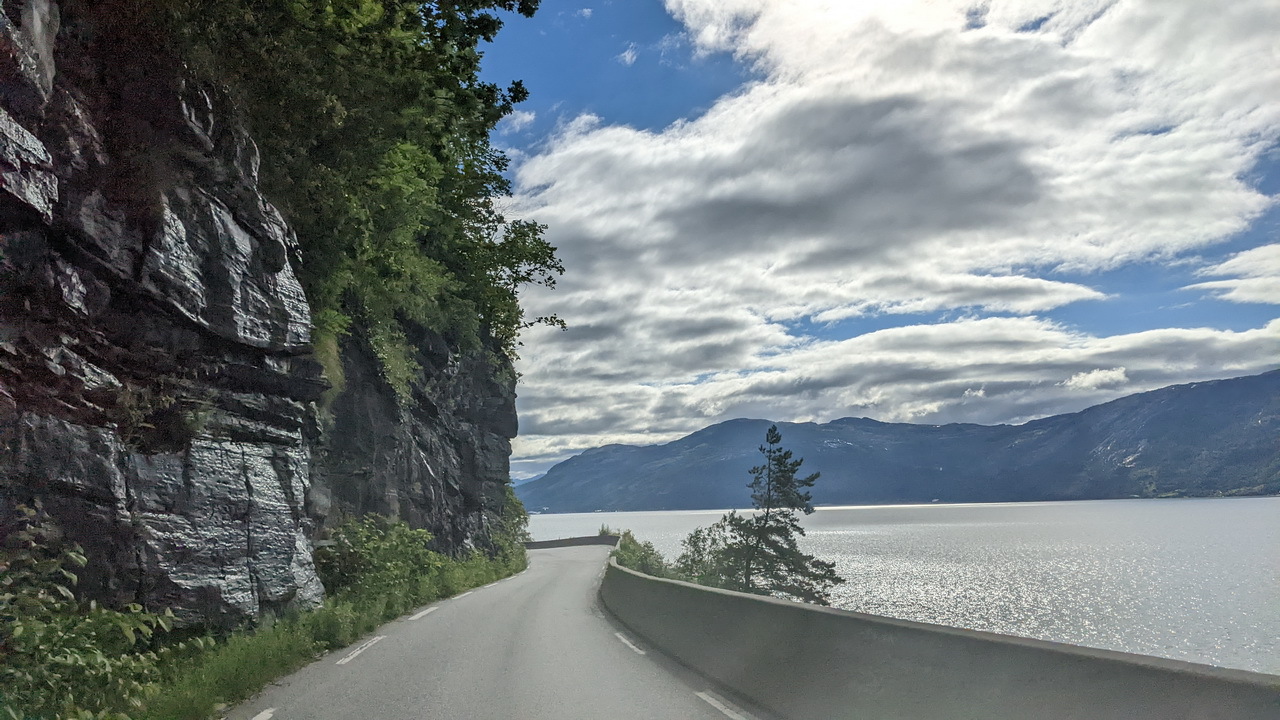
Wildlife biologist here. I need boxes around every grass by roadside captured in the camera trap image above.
[2,497,528,720]
[142,549,521,720]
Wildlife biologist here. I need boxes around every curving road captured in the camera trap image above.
[228,545,766,720]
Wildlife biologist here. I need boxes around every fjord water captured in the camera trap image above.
[530,497,1280,674]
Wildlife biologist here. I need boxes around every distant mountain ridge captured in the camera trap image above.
[517,371,1280,512]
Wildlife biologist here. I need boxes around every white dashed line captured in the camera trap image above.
[695,691,755,720]
[409,606,438,621]
[335,635,386,665]
[250,710,276,720]
[455,591,473,599]
[613,632,646,655]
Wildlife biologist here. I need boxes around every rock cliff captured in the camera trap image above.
[0,0,517,626]
[314,324,517,555]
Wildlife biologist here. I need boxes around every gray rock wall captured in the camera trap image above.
[313,326,518,555]
[0,0,517,625]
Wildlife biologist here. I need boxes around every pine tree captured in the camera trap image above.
[676,425,844,604]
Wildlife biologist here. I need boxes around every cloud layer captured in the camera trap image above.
[506,0,1280,476]
[1187,244,1280,305]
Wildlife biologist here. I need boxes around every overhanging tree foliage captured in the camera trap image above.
[675,425,844,604]
[121,0,563,399]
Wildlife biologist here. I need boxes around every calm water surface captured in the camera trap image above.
[529,498,1280,674]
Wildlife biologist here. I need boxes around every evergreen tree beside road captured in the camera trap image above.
[673,425,844,605]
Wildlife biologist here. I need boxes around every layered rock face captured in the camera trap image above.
[0,0,517,625]
[316,327,518,555]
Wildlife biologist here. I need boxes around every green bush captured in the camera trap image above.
[0,504,175,720]
[492,484,531,574]
[672,516,738,589]
[314,515,442,597]
[300,599,360,651]
[611,530,674,579]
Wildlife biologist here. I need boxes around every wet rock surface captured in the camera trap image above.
[0,0,516,625]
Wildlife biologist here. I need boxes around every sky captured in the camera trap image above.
[478,0,1280,480]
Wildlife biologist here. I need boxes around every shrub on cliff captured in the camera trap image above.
[611,530,673,579]
[157,0,562,397]
[0,505,178,720]
[672,516,737,588]
[314,515,442,597]
[314,493,528,600]
[493,484,532,574]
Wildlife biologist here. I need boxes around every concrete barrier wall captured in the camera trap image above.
[600,559,1280,720]
[524,535,619,550]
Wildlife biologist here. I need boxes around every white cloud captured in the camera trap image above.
[498,110,536,135]
[617,42,638,66]
[1185,244,1280,304]
[1061,367,1128,391]
[576,8,593,19]
[505,0,1280,475]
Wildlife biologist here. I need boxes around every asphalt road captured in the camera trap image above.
[227,545,765,720]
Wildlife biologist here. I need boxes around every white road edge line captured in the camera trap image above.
[455,591,473,599]
[409,606,438,621]
[613,632,646,655]
[250,710,276,720]
[695,691,754,720]
[335,635,386,665]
